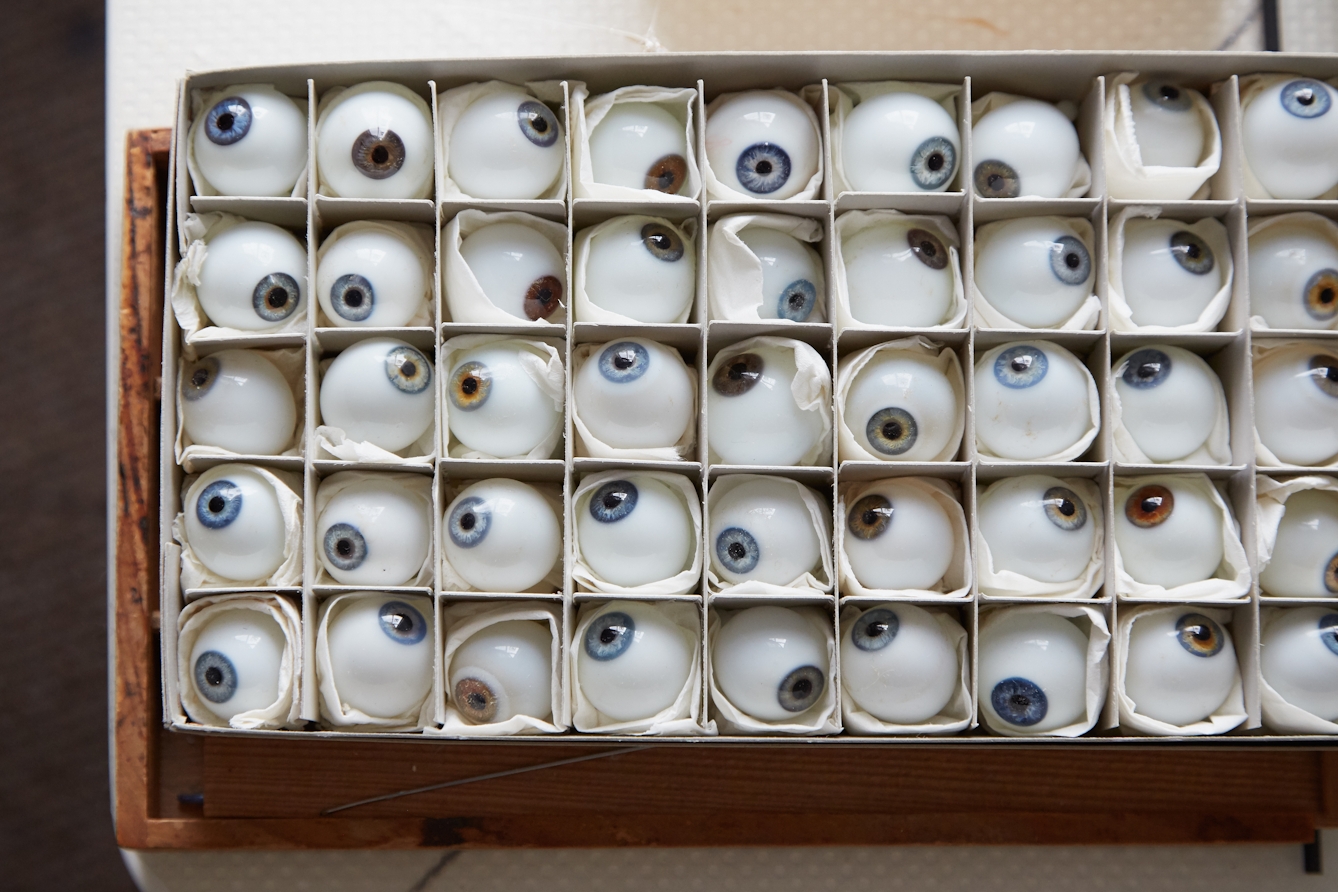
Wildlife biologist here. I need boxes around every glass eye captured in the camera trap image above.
[316,477,430,586]
[1120,218,1225,327]
[1261,608,1338,720]
[318,338,434,453]
[975,218,1093,329]
[1113,346,1222,462]
[582,216,695,323]
[978,610,1089,733]
[589,102,689,195]
[841,604,958,723]
[1128,80,1206,168]
[842,221,955,327]
[573,338,695,450]
[445,343,562,459]
[705,91,820,200]
[447,86,563,200]
[736,227,824,322]
[192,85,307,197]
[977,475,1097,584]
[1242,78,1338,200]
[316,224,428,327]
[194,221,306,331]
[709,477,823,585]
[843,481,955,591]
[450,619,554,723]
[1254,347,1338,466]
[576,476,695,587]
[326,596,433,718]
[578,601,695,722]
[1115,480,1224,588]
[180,349,296,455]
[1124,610,1236,726]
[1248,216,1338,329]
[189,607,287,721]
[841,92,960,193]
[843,351,961,461]
[972,99,1081,199]
[1260,489,1338,597]
[183,465,287,581]
[713,605,828,721]
[707,342,828,466]
[974,341,1093,460]
[458,222,565,323]
[316,82,434,199]
[441,478,561,592]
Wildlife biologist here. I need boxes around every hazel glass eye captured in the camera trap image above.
[319,338,433,453]
[713,605,828,721]
[459,222,565,322]
[842,222,955,327]
[975,218,1093,328]
[583,217,694,323]
[709,477,822,585]
[972,99,1081,199]
[974,342,1094,460]
[1120,219,1225,327]
[589,102,689,194]
[450,619,553,723]
[844,352,960,461]
[1260,490,1338,597]
[979,610,1089,733]
[1262,608,1338,719]
[844,482,955,590]
[446,344,562,458]
[573,339,694,449]
[1125,611,1236,725]
[1242,78,1338,200]
[1128,80,1207,168]
[316,478,429,586]
[442,479,561,591]
[977,476,1096,584]
[1115,481,1224,587]
[326,596,433,717]
[737,227,824,322]
[316,82,434,199]
[183,465,287,581]
[448,86,563,199]
[841,604,958,723]
[193,86,307,197]
[577,476,694,587]
[579,601,694,721]
[708,343,827,465]
[1113,346,1222,462]
[189,608,286,721]
[1254,347,1338,466]
[180,349,296,455]
[1248,217,1338,329]
[841,92,960,193]
[316,225,427,327]
[705,91,819,200]
[195,221,306,331]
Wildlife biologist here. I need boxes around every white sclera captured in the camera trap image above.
[841,604,958,723]
[707,343,826,466]
[319,338,434,453]
[1254,348,1338,466]
[738,228,825,322]
[705,92,819,200]
[843,222,954,327]
[195,222,307,331]
[1242,78,1338,200]
[709,477,822,586]
[845,353,960,461]
[843,481,955,591]
[1261,607,1338,719]
[841,92,961,193]
[316,479,430,586]
[971,99,1081,199]
[1261,490,1338,597]
[577,476,694,587]
[578,601,694,722]
[316,226,427,328]
[1115,480,1224,588]
[327,596,433,717]
[1124,610,1237,726]
[448,86,564,200]
[978,611,1089,734]
[584,217,695,323]
[442,479,561,592]
[573,338,694,449]
[445,344,561,458]
[975,218,1094,328]
[1121,218,1226,327]
[183,465,287,581]
[316,84,434,199]
[1248,220,1338,330]
[974,342,1093,460]
[1113,345,1221,462]
[450,620,554,723]
[180,349,297,455]
[459,222,566,323]
[1128,81,1207,168]
[189,609,286,721]
[589,102,689,193]
[713,605,829,722]
[193,86,307,197]
[977,475,1097,584]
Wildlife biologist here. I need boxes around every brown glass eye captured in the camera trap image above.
[1175,613,1224,658]
[973,159,1020,198]
[847,494,892,541]
[523,275,563,321]
[454,676,498,723]
[906,228,948,271]
[449,360,491,411]
[645,153,688,194]
[1309,355,1338,398]
[1305,269,1338,321]
[1326,553,1338,593]
[712,352,763,396]
[351,128,406,180]
[1125,484,1174,528]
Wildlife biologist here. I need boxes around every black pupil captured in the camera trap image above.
[460,513,475,531]
[600,627,619,645]
[1058,500,1075,517]
[204,667,223,685]
[1184,243,1201,260]
[267,287,288,308]
[532,115,548,133]
[614,352,635,370]
[461,377,477,395]
[400,360,416,377]
[534,286,553,304]
[927,152,943,171]
[1011,693,1031,711]
[1137,362,1160,379]
[336,539,353,556]
[729,362,748,380]
[728,542,747,560]
[862,510,880,526]
[192,369,209,387]
[467,692,487,709]
[345,289,364,307]
[791,678,812,698]
[918,240,937,258]
[1159,85,1180,102]
[1065,252,1081,269]
[391,614,413,634]
[371,144,389,164]
[1299,89,1316,106]
[788,292,806,309]
[882,421,902,440]
[1190,624,1211,642]
[1011,356,1032,373]
[1323,365,1338,382]
[988,173,1004,189]
[1141,497,1163,513]
[217,112,235,130]
[755,160,772,175]
[603,492,624,510]
[865,622,888,638]
[1322,289,1336,305]
[208,496,225,513]
[649,234,669,250]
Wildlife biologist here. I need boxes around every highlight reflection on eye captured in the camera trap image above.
[977,476,1097,584]
[1124,609,1237,726]
[975,218,1094,328]
[184,465,287,581]
[841,92,961,193]
[1261,608,1338,720]
[972,98,1081,199]
[709,476,823,586]
[573,338,695,450]
[316,477,429,586]
[449,619,554,724]
[713,605,828,721]
[843,351,960,462]
[576,475,695,587]
[843,481,955,591]
[1253,347,1338,466]
[317,82,434,199]
[978,610,1089,733]
[581,216,694,323]
[194,221,306,331]
[578,601,694,722]
[325,596,433,718]
[1249,216,1338,329]
[316,224,428,328]
[975,341,1093,460]
[1124,484,1174,528]
[1242,78,1338,200]
[445,343,562,459]
[842,603,959,724]
[189,608,286,721]
[1115,478,1224,588]
[193,86,307,197]
[737,227,824,322]
[1120,219,1226,328]
[705,91,819,200]
[1128,79,1206,169]
[707,342,828,466]
[447,86,563,200]
[181,349,296,456]
[441,479,561,592]
[841,221,955,327]
[1260,489,1338,597]
[459,222,565,322]
[589,102,689,195]
[1043,486,1087,531]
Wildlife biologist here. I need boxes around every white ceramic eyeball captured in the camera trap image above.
[193,85,307,197]
[446,343,561,458]
[317,225,428,327]
[1113,346,1222,462]
[316,478,430,586]
[1260,489,1338,597]
[578,476,694,587]
[189,608,286,721]
[706,92,819,200]
[573,339,694,449]
[842,222,955,327]
[975,218,1093,328]
[845,352,960,461]
[326,596,433,717]
[841,604,958,723]
[1242,78,1338,200]
[319,338,434,452]
[442,479,561,592]
[1121,218,1225,327]
[1254,347,1338,466]
[972,99,1080,199]
[459,222,565,322]
[1261,608,1338,719]
[1124,610,1236,725]
[709,477,822,586]
[977,476,1096,584]
[708,343,827,466]
[1248,218,1338,330]
[843,481,955,591]
[450,619,553,723]
[180,350,296,455]
[842,92,960,193]
[590,102,690,194]
[317,82,434,199]
[738,227,824,322]
[1115,480,1224,588]
[183,465,287,581]
[448,86,563,199]
[979,611,1088,733]
[579,601,694,721]
[713,606,828,721]
[975,342,1094,460]
[1128,80,1207,168]
[583,217,694,323]
[195,221,306,331]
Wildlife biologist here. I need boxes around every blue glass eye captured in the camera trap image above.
[910,135,956,190]
[736,142,792,194]
[715,527,760,574]
[865,406,918,456]
[196,480,242,529]
[447,496,490,548]
[1308,355,1338,398]
[1170,231,1214,275]
[778,665,824,712]
[330,273,374,322]
[182,356,220,402]
[252,272,301,322]
[597,341,650,383]
[642,223,684,262]
[1142,80,1192,112]
[1121,348,1172,389]
[193,650,238,703]
[205,96,252,146]
[1320,614,1338,656]
[589,481,637,523]
[993,345,1048,389]
[851,608,899,652]
[1282,80,1331,119]
[518,100,559,148]
[323,522,367,571]
[584,611,635,660]
[378,600,427,645]
[1049,235,1091,286]
[777,278,817,321]
[384,345,431,394]
[991,677,1048,726]
[1042,486,1087,531]
[1175,613,1224,657]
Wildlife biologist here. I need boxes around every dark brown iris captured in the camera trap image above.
[351,128,406,179]
[1125,484,1174,528]
[523,275,563,321]
[645,153,688,194]
[712,352,763,396]
[906,228,948,270]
